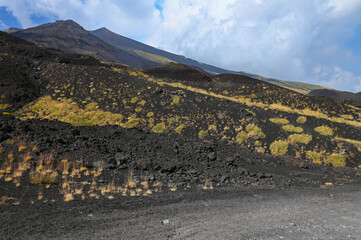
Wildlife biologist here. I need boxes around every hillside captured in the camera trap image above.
[309,89,361,107]
[2,28,361,238]
[1,29,361,215]
[12,20,158,68]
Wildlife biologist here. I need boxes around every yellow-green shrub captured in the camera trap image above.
[152,123,167,133]
[306,151,324,165]
[198,130,208,139]
[296,116,307,124]
[314,126,333,136]
[246,124,266,139]
[288,134,312,144]
[282,124,303,133]
[175,124,186,134]
[236,131,248,144]
[270,140,289,155]
[324,153,347,167]
[269,118,289,125]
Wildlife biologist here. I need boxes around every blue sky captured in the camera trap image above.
[1,0,361,92]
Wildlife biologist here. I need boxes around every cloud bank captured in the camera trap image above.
[1,0,361,92]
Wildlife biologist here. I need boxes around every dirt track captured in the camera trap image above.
[2,184,361,239]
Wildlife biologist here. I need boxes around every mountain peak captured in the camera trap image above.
[3,27,23,34]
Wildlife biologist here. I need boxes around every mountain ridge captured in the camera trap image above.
[12,20,158,68]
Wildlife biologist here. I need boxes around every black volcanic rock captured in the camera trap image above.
[0,30,102,110]
[13,20,158,68]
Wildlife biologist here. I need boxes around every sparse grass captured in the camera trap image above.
[133,50,175,64]
[314,126,334,136]
[269,118,289,125]
[270,140,289,155]
[145,77,361,128]
[152,123,167,133]
[282,125,303,133]
[324,153,347,167]
[296,116,307,124]
[288,134,313,144]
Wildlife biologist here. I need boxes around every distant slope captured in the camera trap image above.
[91,27,330,94]
[13,20,158,68]
[308,89,361,106]
[91,27,236,74]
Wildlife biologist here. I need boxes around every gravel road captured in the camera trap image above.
[42,184,361,240]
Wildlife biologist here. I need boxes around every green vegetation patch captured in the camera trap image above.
[324,153,347,167]
[306,151,324,165]
[269,118,289,125]
[246,124,266,139]
[171,96,180,105]
[314,126,334,136]
[124,118,140,128]
[198,130,208,139]
[0,104,11,110]
[18,96,123,127]
[208,125,217,132]
[130,97,139,104]
[288,134,313,144]
[270,140,289,156]
[175,124,186,134]
[152,123,167,133]
[236,131,248,144]
[282,124,303,133]
[296,116,307,124]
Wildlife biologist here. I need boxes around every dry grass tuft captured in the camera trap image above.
[203,179,213,190]
[125,170,137,188]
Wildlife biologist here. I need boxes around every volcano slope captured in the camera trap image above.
[1,31,361,238]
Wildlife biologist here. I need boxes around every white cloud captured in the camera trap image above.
[314,65,361,92]
[0,19,7,29]
[0,0,161,39]
[147,0,361,91]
